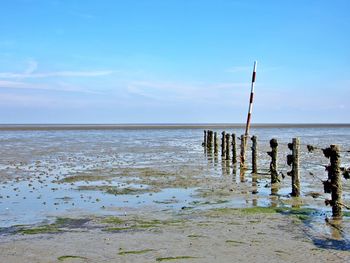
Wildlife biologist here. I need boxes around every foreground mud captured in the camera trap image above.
[1,207,350,263]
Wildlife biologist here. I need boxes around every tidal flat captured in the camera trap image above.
[1,126,350,262]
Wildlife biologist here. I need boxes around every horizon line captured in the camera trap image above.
[0,123,350,131]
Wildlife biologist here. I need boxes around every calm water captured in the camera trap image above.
[0,125,350,228]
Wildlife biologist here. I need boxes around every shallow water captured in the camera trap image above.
[0,125,350,228]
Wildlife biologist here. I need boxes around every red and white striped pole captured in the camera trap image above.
[244,61,257,137]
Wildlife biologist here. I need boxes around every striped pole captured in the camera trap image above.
[244,61,257,137]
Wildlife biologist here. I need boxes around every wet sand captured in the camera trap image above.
[1,207,350,262]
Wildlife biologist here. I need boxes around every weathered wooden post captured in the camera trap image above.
[251,135,258,174]
[214,132,218,155]
[221,131,226,158]
[207,130,213,151]
[323,145,342,218]
[206,130,208,149]
[268,138,279,184]
[287,138,300,197]
[225,133,230,161]
[231,134,237,164]
[240,135,246,169]
[331,145,342,218]
[203,130,207,147]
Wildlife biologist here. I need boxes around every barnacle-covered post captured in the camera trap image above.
[214,132,218,155]
[268,138,279,184]
[206,130,210,150]
[323,145,342,218]
[207,130,214,152]
[221,131,226,158]
[203,130,207,147]
[287,138,300,197]
[231,133,237,164]
[240,135,246,169]
[225,133,230,160]
[251,135,258,174]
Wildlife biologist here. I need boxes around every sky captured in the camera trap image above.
[0,0,349,124]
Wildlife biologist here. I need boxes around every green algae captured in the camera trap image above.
[58,255,87,261]
[58,174,107,183]
[189,199,229,206]
[276,207,315,221]
[18,225,61,235]
[188,234,206,238]
[342,211,350,217]
[156,256,198,261]
[205,206,316,222]
[118,249,154,255]
[77,185,154,195]
[16,217,88,235]
[225,240,246,245]
[103,218,185,232]
[240,207,279,214]
[101,216,124,224]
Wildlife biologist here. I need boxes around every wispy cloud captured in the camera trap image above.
[0,70,116,79]
[0,80,102,94]
[23,59,38,75]
[0,59,117,79]
[0,92,93,108]
[126,80,249,104]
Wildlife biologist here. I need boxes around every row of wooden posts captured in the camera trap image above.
[203,130,344,218]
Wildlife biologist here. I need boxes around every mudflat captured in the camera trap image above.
[1,127,350,262]
[1,206,350,263]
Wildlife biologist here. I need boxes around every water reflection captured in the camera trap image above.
[239,168,246,182]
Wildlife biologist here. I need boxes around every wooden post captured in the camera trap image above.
[206,130,210,150]
[203,130,207,147]
[323,145,342,218]
[207,130,213,151]
[231,134,237,164]
[268,138,279,184]
[221,131,226,158]
[251,135,258,174]
[225,133,230,160]
[206,130,209,149]
[214,132,218,155]
[287,138,300,197]
[240,135,246,169]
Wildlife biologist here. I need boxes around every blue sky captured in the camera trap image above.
[0,0,349,123]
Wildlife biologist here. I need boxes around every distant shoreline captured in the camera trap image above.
[0,123,350,131]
